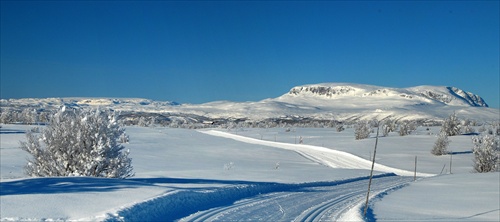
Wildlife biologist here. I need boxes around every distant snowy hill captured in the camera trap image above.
[283,83,488,107]
[1,83,498,123]
[175,83,497,122]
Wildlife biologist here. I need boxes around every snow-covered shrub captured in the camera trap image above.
[120,133,130,144]
[486,127,494,135]
[462,125,475,135]
[0,108,12,124]
[478,125,487,133]
[461,119,475,134]
[21,109,38,124]
[441,112,461,136]
[382,119,396,137]
[19,107,134,178]
[224,162,234,170]
[472,134,499,173]
[138,116,150,127]
[431,132,449,156]
[335,124,345,132]
[354,121,371,140]
[398,121,415,136]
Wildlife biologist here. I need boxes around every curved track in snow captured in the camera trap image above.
[180,176,413,222]
[201,130,435,177]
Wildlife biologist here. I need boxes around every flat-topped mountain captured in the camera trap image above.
[282,83,488,107]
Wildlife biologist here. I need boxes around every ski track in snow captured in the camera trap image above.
[105,174,408,222]
[180,176,413,222]
[201,130,435,177]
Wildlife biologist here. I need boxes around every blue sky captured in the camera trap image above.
[1,1,499,107]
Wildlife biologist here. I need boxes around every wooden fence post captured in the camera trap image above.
[449,151,452,174]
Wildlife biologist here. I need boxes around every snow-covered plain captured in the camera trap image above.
[1,124,498,221]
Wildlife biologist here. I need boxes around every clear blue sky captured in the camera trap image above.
[1,1,499,107]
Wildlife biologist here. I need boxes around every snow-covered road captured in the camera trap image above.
[180,175,412,222]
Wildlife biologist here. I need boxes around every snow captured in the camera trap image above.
[1,124,499,221]
[2,83,498,122]
[372,173,500,221]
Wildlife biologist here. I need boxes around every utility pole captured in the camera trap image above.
[364,123,380,217]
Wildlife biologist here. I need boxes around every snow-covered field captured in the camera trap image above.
[1,124,498,221]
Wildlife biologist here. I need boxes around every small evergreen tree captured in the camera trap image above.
[472,134,499,173]
[20,107,134,178]
[432,131,449,156]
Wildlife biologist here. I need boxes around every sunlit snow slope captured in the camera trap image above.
[179,83,498,121]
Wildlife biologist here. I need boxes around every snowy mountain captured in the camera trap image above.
[1,83,498,124]
[282,83,488,107]
[175,83,497,122]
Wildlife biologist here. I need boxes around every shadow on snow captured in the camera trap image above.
[0,129,26,134]
[0,177,269,196]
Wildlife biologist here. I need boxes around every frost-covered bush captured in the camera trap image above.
[478,125,487,133]
[431,132,449,156]
[224,162,235,170]
[336,124,345,132]
[382,119,396,137]
[20,107,134,178]
[441,112,461,136]
[354,121,371,140]
[472,134,499,173]
[461,119,475,134]
[398,121,415,136]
